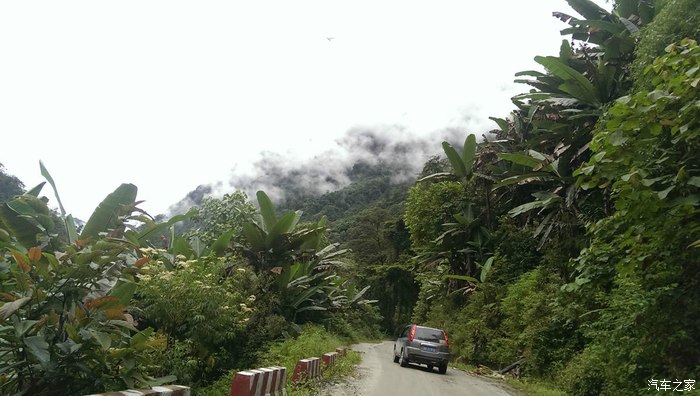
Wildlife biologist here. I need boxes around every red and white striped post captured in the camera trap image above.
[230,366,287,396]
[292,357,321,384]
[86,385,191,396]
[322,352,338,368]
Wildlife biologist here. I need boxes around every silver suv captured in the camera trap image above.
[393,324,450,374]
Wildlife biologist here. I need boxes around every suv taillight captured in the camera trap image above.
[409,325,416,342]
[443,330,449,347]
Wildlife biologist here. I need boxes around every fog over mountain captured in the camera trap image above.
[167,125,473,215]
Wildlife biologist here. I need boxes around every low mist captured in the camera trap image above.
[167,125,470,215]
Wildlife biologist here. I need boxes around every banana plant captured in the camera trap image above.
[509,0,658,155]
[39,161,79,244]
[415,202,493,296]
[0,194,54,250]
[487,1,663,250]
[419,133,499,229]
[240,191,327,271]
[275,260,339,322]
[418,134,477,183]
[327,281,376,310]
[444,256,495,292]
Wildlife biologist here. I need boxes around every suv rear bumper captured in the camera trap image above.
[406,346,449,365]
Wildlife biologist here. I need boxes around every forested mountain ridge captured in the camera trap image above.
[278,161,414,243]
[1,1,698,395]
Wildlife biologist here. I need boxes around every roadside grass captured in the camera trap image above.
[450,361,478,372]
[504,378,566,396]
[196,325,360,396]
[450,361,565,396]
[284,350,361,396]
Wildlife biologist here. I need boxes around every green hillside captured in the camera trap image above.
[1,1,698,395]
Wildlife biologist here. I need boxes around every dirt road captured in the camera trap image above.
[321,341,515,396]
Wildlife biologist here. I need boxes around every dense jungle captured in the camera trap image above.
[1,0,699,395]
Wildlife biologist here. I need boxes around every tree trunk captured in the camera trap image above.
[498,358,526,375]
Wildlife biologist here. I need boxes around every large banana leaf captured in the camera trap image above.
[348,285,371,305]
[39,161,67,215]
[132,210,193,244]
[81,184,137,240]
[565,0,610,20]
[615,0,638,20]
[508,191,562,217]
[514,70,546,78]
[25,182,46,197]
[489,117,510,133]
[462,134,477,175]
[416,172,457,183]
[444,274,478,282]
[493,173,556,189]
[242,222,266,251]
[574,19,626,34]
[442,142,466,178]
[291,282,326,309]
[170,237,195,259]
[0,196,52,248]
[266,210,301,246]
[39,161,78,244]
[497,153,544,169]
[208,230,235,257]
[479,257,495,283]
[534,56,600,106]
[256,191,277,232]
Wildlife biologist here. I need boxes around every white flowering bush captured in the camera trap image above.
[135,253,258,383]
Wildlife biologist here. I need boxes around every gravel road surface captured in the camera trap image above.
[321,341,515,396]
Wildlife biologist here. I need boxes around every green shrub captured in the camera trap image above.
[184,191,257,247]
[559,347,607,396]
[145,338,201,387]
[198,325,359,395]
[446,283,505,366]
[136,255,256,385]
[571,39,700,395]
[489,219,541,284]
[631,0,700,89]
[259,325,348,373]
[0,242,157,395]
[325,303,382,342]
[0,186,167,395]
[498,268,583,377]
[404,181,467,248]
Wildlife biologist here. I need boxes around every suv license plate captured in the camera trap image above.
[424,346,436,352]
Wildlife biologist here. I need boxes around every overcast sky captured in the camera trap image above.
[1,0,610,220]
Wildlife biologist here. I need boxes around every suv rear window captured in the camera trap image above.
[414,327,445,342]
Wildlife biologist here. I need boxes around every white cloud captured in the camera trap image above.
[0,0,610,219]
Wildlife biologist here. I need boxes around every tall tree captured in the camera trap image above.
[0,163,25,202]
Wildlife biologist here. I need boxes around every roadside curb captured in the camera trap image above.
[230,347,349,395]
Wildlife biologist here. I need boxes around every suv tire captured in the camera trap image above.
[399,349,409,367]
[393,348,399,363]
[438,364,447,374]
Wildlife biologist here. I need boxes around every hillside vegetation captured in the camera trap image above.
[0,1,698,395]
